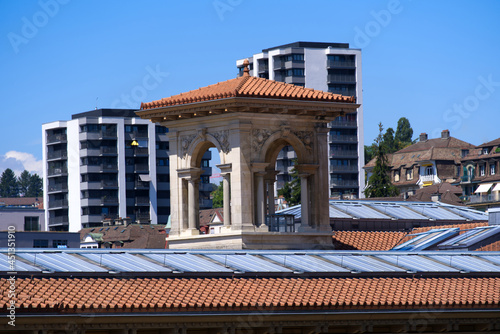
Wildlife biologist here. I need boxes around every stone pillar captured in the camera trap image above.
[187,178,198,234]
[265,170,278,215]
[217,163,232,229]
[255,172,266,227]
[299,172,310,228]
[223,173,231,226]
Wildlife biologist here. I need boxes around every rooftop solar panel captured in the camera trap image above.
[442,206,488,221]
[407,205,466,220]
[427,255,500,272]
[81,253,172,272]
[263,254,350,272]
[17,252,107,272]
[0,253,41,272]
[144,253,233,272]
[367,203,429,220]
[205,254,292,273]
[375,255,459,272]
[320,254,406,272]
[437,226,500,249]
[392,228,459,251]
[332,203,391,219]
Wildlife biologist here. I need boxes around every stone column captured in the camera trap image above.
[299,172,310,228]
[255,172,266,228]
[222,173,231,226]
[217,163,232,229]
[187,178,198,234]
[265,170,278,216]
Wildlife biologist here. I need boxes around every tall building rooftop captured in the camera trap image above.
[262,41,351,52]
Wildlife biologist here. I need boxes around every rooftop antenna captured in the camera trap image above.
[95,97,98,110]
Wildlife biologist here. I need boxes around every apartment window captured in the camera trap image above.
[480,165,486,176]
[201,175,210,184]
[33,239,49,248]
[201,160,210,168]
[406,168,413,180]
[425,166,433,175]
[286,68,304,77]
[491,164,496,175]
[461,149,469,158]
[157,158,169,166]
[155,126,168,134]
[24,217,40,231]
[394,170,400,182]
[53,240,68,248]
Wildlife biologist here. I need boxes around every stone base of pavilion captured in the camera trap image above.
[166,231,334,250]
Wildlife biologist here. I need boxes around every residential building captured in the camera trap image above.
[42,109,212,232]
[458,137,500,210]
[0,231,80,248]
[0,197,45,232]
[237,41,364,199]
[364,130,475,198]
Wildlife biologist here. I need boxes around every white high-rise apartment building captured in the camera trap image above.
[237,42,364,198]
[42,109,212,232]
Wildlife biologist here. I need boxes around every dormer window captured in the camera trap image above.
[482,148,489,155]
[394,170,400,182]
[490,164,496,175]
[480,165,486,176]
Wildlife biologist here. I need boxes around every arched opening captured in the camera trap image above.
[258,137,311,232]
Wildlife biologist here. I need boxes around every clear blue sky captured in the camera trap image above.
[1,0,499,176]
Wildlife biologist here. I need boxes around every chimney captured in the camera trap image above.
[419,133,428,142]
[441,129,450,139]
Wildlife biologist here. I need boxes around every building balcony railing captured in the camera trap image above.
[135,181,150,189]
[101,180,118,188]
[420,175,435,183]
[47,134,67,144]
[48,183,68,193]
[48,199,69,209]
[48,167,68,176]
[273,60,304,70]
[135,164,149,172]
[47,151,67,160]
[330,165,358,172]
[48,216,69,226]
[468,194,500,204]
[327,60,356,68]
[135,213,150,220]
[101,147,117,155]
[329,90,357,97]
[330,180,358,187]
[329,135,357,143]
[327,74,356,83]
[101,196,119,204]
[330,150,358,158]
[135,197,150,205]
[330,120,357,128]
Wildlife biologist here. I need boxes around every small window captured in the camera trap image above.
[480,165,486,176]
[53,240,68,248]
[394,170,400,182]
[490,164,496,175]
[33,239,49,248]
[425,166,433,175]
[24,217,40,231]
[406,168,413,180]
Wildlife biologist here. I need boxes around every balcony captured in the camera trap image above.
[135,181,150,189]
[48,183,68,193]
[47,134,67,144]
[258,63,269,73]
[468,194,500,204]
[330,150,358,158]
[200,198,212,209]
[330,180,358,187]
[79,130,116,141]
[135,212,150,221]
[273,60,304,70]
[327,60,356,68]
[101,146,117,155]
[330,120,357,128]
[135,164,149,172]
[420,174,435,183]
[329,89,357,97]
[329,134,357,143]
[135,197,150,205]
[327,74,356,83]
[48,216,69,227]
[47,150,67,160]
[48,167,68,176]
[48,199,68,209]
[330,165,358,172]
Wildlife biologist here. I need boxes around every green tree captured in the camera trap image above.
[27,173,43,197]
[382,127,396,153]
[278,160,301,206]
[18,170,31,197]
[0,168,19,197]
[364,144,376,164]
[364,123,399,198]
[395,117,414,148]
[211,182,223,208]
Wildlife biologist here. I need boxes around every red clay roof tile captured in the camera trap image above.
[140,76,355,110]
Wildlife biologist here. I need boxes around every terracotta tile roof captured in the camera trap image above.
[332,231,408,250]
[140,75,355,110]
[199,208,224,226]
[3,277,499,314]
[476,240,500,251]
[0,197,43,208]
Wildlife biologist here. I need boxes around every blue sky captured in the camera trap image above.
[1,0,499,176]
